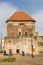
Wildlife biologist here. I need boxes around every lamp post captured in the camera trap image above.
[31,34,34,58]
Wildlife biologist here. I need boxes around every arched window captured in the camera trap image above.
[25,32,27,36]
[18,28,22,36]
[19,32,21,36]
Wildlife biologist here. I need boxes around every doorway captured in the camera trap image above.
[16,49,20,53]
[9,49,12,55]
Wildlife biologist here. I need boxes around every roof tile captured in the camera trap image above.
[6,11,36,22]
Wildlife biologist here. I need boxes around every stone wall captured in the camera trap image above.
[4,36,38,55]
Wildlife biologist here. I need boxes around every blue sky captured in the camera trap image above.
[0,0,43,39]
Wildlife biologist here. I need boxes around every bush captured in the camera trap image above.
[0,57,16,62]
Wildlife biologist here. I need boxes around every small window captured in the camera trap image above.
[9,40,11,42]
[25,32,27,36]
[20,23,24,25]
[19,32,21,36]
[16,49,20,53]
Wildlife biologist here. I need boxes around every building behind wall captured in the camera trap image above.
[4,11,39,55]
[0,40,4,52]
[37,36,43,54]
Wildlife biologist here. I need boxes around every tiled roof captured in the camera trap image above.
[6,11,36,22]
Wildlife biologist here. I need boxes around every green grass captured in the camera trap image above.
[0,57,16,62]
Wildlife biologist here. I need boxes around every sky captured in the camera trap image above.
[0,0,43,39]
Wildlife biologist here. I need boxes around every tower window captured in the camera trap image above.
[20,23,24,25]
[19,32,21,36]
[25,32,27,36]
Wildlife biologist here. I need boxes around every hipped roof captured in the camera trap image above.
[6,11,36,22]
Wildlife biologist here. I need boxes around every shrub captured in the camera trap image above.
[0,57,16,62]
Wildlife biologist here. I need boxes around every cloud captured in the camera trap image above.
[0,2,18,20]
[0,2,18,39]
[32,10,43,35]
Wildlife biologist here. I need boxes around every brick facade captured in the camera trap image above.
[7,21,35,37]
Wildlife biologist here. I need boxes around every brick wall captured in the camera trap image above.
[7,21,35,37]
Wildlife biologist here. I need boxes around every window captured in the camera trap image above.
[16,49,20,53]
[25,32,27,36]
[9,40,11,42]
[20,23,24,25]
[20,23,24,27]
[19,32,21,36]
